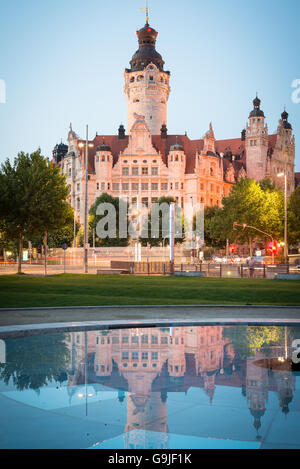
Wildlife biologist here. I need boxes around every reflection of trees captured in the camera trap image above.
[0,334,69,390]
[223,326,284,357]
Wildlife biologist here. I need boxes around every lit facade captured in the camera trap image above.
[53,21,296,225]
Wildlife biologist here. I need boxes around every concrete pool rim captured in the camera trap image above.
[0,303,300,338]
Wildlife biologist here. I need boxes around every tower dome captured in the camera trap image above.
[129,23,165,72]
[249,95,265,118]
[281,109,292,129]
[97,139,111,152]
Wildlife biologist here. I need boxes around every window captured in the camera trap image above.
[122,167,129,175]
[101,182,105,191]
[152,197,158,203]
[133,98,139,103]
[142,183,148,191]
[122,336,129,343]
[141,335,148,344]
[152,352,158,360]
[76,183,80,191]
[101,155,105,162]
[142,197,148,208]
[152,183,158,191]
[149,75,154,81]
[152,167,158,175]
[161,337,168,344]
[132,167,139,175]
[132,352,139,360]
[132,336,139,344]
[130,77,135,83]
[142,167,148,175]
[122,352,129,359]
[142,352,148,360]
[132,183,139,191]
[122,183,129,191]
[161,183,168,191]
[151,335,158,344]
[175,182,179,190]
[112,337,119,344]
[113,183,119,191]
[97,183,99,190]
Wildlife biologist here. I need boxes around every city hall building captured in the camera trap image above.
[53,20,296,225]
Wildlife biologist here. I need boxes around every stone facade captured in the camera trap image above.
[53,21,296,225]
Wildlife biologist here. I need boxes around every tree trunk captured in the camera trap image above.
[249,236,253,257]
[18,235,24,274]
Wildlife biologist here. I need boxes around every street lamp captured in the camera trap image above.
[78,127,94,274]
[277,172,288,264]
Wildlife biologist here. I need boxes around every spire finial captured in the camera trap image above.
[141,0,150,24]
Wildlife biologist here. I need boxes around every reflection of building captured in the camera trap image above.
[53,20,296,225]
[63,326,297,446]
[246,352,268,440]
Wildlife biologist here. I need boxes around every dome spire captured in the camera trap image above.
[140,0,150,25]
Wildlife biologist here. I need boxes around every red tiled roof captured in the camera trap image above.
[76,133,278,175]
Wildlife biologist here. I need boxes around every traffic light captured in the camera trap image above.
[37,245,42,254]
[267,241,278,255]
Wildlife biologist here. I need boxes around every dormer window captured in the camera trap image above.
[149,76,154,81]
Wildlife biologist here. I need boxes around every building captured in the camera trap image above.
[53,20,296,225]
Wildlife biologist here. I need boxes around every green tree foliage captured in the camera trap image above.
[0,334,70,391]
[0,149,72,272]
[88,193,129,246]
[201,178,284,250]
[223,326,284,357]
[288,186,300,245]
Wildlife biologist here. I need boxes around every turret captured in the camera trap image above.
[245,96,269,181]
[95,140,113,191]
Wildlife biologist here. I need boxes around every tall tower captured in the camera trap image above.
[245,96,269,181]
[124,20,171,135]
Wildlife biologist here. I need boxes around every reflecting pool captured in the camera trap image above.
[0,324,300,449]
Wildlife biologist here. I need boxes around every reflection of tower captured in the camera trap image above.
[246,352,268,440]
[275,369,296,415]
[168,327,186,378]
[124,392,169,449]
[94,331,113,377]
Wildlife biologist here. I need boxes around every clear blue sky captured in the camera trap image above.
[0,0,299,170]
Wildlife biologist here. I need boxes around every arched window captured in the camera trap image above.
[133,98,140,103]
[137,75,144,82]
[130,77,135,83]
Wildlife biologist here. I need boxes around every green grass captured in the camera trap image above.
[0,274,299,308]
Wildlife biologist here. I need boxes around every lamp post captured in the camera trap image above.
[79,126,94,274]
[277,172,288,264]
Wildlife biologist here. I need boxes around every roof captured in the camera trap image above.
[75,133,278,177]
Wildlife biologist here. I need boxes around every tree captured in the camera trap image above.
[0,149,71,273]
[203,178,284,255]
[88,193,130,246]
[288,186,300,246]
[139,196,185,247]
[0,333,70,390]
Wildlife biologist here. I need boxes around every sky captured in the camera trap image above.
[0,0,299,170]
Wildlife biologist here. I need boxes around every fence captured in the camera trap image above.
[110,261,295,279]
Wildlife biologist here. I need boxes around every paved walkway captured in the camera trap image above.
[0,305,300,330]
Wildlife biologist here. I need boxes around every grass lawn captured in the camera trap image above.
[0,274,299,308]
